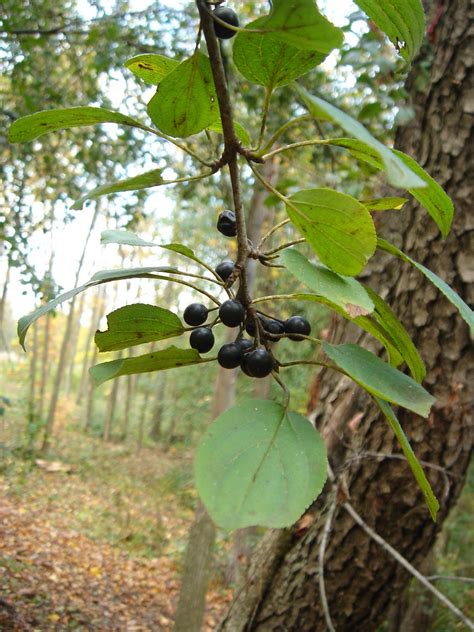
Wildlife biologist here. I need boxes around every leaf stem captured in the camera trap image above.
[262,139,327,161]
[257,114,312,156]
[257,218,290,250]
[263,238,306,256]
[257,87,273,151]
[272,371,290,411]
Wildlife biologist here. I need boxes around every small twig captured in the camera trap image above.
[272,372,290,410]
[257,219,290,250]
[263,238,306,256]
[262,139,327,161]
[319,496,338,632]
[257,114,312,156]
[257,87,273,150]
[427,575,474,584]
[343,501,474,631]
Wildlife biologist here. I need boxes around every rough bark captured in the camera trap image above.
[222,1,473,630]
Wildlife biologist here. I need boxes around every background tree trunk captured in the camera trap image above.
[222,1,473,629]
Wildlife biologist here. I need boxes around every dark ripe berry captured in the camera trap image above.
[215,260,234,282]
[260,316,285,341]
[240,354,255,377]
[217,210,237,237]
[218,343,242,369]
[219,299,245,327]
[190,327,215,353]
[236,338,253,354]
[213,6,239,40]
[183,303,208,326]
[245,317,256,337]
[245,349,274,378]
[284,316,311,341]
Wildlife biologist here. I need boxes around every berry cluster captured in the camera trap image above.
[184,296,311,379]
[182,205,312,378]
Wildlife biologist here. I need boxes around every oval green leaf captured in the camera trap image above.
[328,138,454,237]
[8,107,149,143]
[17,265,179,351]
[378,239,473,333]
[147,52,218,138]
[280,249,374,317]
[95,303,184,352]
[125,54,179,85]
[375,398,439,521]
[195,399,328,530]
[90,346,206,386]
[259,0,343,53]
[297,89,425,190]
[323,342,435,417]
[72,168,164,209]
[286,188,377,276]
[353,0,425,62]
[233,16,326,90]
[366,287,426,383]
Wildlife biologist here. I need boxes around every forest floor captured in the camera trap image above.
[0,420,233,631]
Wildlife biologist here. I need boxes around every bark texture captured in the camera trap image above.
[222,1,473,630]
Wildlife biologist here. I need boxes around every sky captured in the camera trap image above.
[5,0,360,329]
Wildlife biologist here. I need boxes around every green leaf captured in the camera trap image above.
[17,266,178,351]
[259,0,344,53]
[362,197,408,211]
[297,86,426,189]
[280,249,374,317]
[124,54,179,85]
[280,293,403,366]
[328,139,454,237]
[8,107,149,143]
[207,119,251,146]
[90,346,206,386]
[233,16,326,90]
[99,232,213,273]
[195,399,327,529]
[375,398,439,521]
[72,169,164,209]
[365,288,426,382]
[95,304,184,352]
[100,230,158,248]
[353,0,425,62]
[147,52,218,138]
[286,188,377,276]
[378,239,474,333]
[323,342,435,417]
[297,89,426,190]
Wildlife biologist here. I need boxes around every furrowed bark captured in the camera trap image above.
[221,0,473,629]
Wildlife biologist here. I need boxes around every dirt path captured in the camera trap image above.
[0,491,230,630]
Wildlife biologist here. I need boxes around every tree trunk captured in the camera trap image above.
[0,259,11,350]
[222,1,473,629]
[174,157,281,631]
[63,289,86,395]
[41,204,99,454]
[76,286,105,405]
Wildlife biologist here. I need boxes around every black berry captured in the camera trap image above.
[218,343,242,369]
[183,303,208,326]
[245,349,274,378]
[245,317,257,337]
[219,300,245,327]
[240,353,255,377]
[236,338,253,354]
[190,327,215,353]
[213,6,239,40]
[215,260,234,282]
[284,316,311,341]
[217,210,237,237]
[260,316,285,341]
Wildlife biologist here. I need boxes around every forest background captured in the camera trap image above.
[0,0,472,630]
